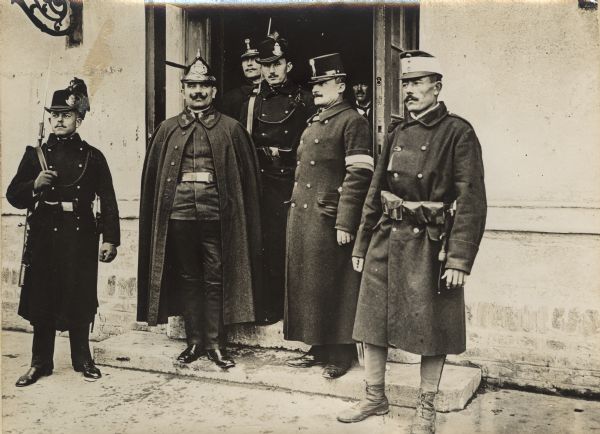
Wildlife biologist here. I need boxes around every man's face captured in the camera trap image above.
[352,83,371,105]
[182,82,217,110]
[242,56,261,81]
[261,58,292,86]
[49,110,80,136]
[312,79,345,108]
[402,75,441,115]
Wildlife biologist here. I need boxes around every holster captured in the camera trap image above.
[380,191,449,225]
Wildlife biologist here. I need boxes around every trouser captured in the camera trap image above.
[31,324,92,368]
[169,219,225,349]
[309,344,357,366]
[364,343,446,392]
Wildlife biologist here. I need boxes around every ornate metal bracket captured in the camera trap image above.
[11,0,74,36]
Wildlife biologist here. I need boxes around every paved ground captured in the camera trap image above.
[2,331,600,434]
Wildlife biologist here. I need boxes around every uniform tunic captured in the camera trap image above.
[285,101,373,345]
[240,80,315,318]
[6,133,120,331]
[352,102,487,355]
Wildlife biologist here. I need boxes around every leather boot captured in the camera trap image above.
[409,390,437,434]
[337,384,389,423]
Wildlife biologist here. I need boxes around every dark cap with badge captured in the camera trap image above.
[257,32,289,64]
[399,50,443,80]
[45,77,90,119]
[241,37,259,59]
[181,51,217,84]
[308,53,346,84]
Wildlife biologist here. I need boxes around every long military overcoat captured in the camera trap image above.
[285,101,373,345]
[6,133,120,331]
[352,102,487,355]
[137,109,263,326]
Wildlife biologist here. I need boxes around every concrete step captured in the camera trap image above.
[94,331,481,412]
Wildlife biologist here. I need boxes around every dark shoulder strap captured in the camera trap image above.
[35,146,49,171]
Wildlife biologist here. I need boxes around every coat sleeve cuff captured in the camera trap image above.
[445,238,479,274]
[352,229,372,258]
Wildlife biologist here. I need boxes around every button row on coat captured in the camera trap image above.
[391,227,421,233]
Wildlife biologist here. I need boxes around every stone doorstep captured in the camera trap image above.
[93,331,481,412]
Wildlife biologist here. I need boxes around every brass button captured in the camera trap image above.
[294,182,298,186]
[49,165,54,169]
[417,173,423,179]
[76,186,81,189]
[80,147,83,151]
[280,169,284,173]
[324,120,329,124]
[310,161,316,166]
[51,187,55,190]
[53,228,58,231]
[260,169,265,173]
[393,173,399,178]
[174,146,179,150]
[421,145,427,151]
[291,203,296,208]
[314,139,319,144]
[303,204,308,209]
[284,130,288,134]
[306,183,311,188]
[167,178,172,182]
[392,227,397,232]
[171,162,175,166]
[78,163,83,168]
[182,132,186,135]
[394,146,402,151]
[300,140,304,145]
[413,227,420,233]
[297,161,301,166]
[261,133,266,136]
[76,227,80,231]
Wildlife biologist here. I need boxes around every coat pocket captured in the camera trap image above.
[316,192,339,218]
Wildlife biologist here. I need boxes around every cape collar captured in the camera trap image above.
[260,79,298,97]
[402,101,448,128]
[178,105,220,129]
[308,100,352,124]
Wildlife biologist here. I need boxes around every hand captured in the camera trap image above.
[268,147,280,157]
[337,230,355,246]
[99,243,117,263]
[442,268,468,290]
[33,170,58,192]
[352,256,365,272]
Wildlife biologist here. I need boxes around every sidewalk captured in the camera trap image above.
[2,330,599,434]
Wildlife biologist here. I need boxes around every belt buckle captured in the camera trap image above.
[61,202,74,212]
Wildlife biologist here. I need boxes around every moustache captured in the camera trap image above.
[190,93,209,100]
[312,94,323,98]
[404,96,418,103]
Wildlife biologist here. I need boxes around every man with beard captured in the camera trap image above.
[240,33,314,325]
[337,51,487,434]
[220,37,262,120]
[351,77,373,129]
[285,53,373,379]
[137,54,262,369]
[7,78,120,386]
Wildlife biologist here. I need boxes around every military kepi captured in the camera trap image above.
[181,50,217,84]
[45,77,90,119]
[241,37,259,59]
[400,50,443,80]
[257,32,288,64]
[308,53,346,84]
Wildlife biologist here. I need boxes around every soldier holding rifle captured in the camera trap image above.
[7,78,120,387]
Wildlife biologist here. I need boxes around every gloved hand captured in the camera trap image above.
[33,170,58,192]
[99,243,117,263]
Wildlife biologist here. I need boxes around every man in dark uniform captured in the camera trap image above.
[240,33,315,324]
[7,78,120,387]
[137,54,262,369]
[220,37,262,120]
[337,51,487,434]
[284,54,373,379]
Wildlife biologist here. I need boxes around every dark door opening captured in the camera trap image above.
[213,6,373,101]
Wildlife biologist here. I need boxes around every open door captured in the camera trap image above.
[373,4,419,157]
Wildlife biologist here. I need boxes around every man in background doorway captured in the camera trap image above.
[351,76,373,129]
[240,32,315,325]
[220,37,262,120]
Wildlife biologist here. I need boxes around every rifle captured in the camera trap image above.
[18,54,52,287]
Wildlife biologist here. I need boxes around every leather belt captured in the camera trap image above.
[181,172,214,183]
[380,191,450,225]
[42,201,92,212]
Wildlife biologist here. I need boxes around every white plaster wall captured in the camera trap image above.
[420,0,600,206]
[0,1,146,215]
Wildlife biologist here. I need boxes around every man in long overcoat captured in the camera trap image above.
[137,55,262,369]
[7,78,120,386]
[220,37,261,120]
[240,33,315,324]
[285,54,373,379]
[337,51,487,434]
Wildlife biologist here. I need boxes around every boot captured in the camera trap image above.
[337,384,389,423]
[409,390,437,434]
